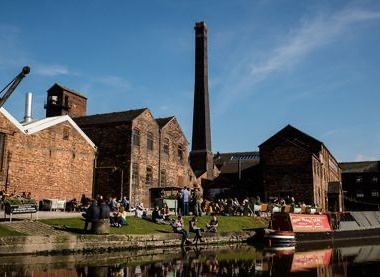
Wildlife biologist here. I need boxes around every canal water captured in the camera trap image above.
[1,241,380,276]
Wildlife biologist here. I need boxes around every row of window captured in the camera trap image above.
[132,129,184,161]
[131,164,168,187]
[356,191,379,198]
[355,176,378,183]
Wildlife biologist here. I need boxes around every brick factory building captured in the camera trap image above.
[73,109,196,208]
[260,125,343,212]
[0,107,96,201]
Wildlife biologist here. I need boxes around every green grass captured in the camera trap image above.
[41,216,267,235]
[0,225,25,236]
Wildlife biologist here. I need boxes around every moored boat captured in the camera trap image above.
[264,211,380,246]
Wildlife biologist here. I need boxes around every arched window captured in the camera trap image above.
[147,132,154,151]
[146,166,153,186]
[160,170,166,187]
[177,145,183,161]
[163,138,169,158]
[132,129,140,146]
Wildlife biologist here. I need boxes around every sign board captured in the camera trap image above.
[289,214,332,232]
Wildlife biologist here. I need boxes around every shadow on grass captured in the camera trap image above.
[53,225,86,234]
[156,230,172,233]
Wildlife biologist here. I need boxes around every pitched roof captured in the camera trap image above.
[260,125,322,148]
[155,116,174,128]
[339,161,380,173]
[258,124,327,159]
[74,108,147,126]
[214,151,260,174]
[48,83,87,99]
[0,107,96,149]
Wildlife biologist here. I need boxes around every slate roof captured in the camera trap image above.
[74,108,147,126]
[48,83,87,99]
[260,124,323,149]
[214,151,260,174]
[339,161,380,173]
[155,117,174,128]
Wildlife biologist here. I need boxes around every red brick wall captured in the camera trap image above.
[261,140,341,211]
[261,141,315,205]
[0,113,95,201]
[159,118,195,188]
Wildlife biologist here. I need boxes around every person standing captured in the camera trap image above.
[194,188,203,216]
[83,199,100,233]
[181,186,190,216]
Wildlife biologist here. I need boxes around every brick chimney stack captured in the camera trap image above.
[190,22,214,180]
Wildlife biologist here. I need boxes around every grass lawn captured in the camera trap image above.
[0,225,25,236]
[41,216,267,235]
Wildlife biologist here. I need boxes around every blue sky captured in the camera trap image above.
[0,1,379,162]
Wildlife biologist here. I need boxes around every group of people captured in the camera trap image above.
[172,215,219,246]
[176,186,203,216]
[82,195,130,232]
[199,197,262,217]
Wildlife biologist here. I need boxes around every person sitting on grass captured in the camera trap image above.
[189,216,204,244]
[206,215,219,233]
[152,206,166,224]
[162,203,171,221]
[111,206,128,227]
[172,215,192,246]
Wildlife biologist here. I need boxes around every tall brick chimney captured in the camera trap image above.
[189,22,214,180]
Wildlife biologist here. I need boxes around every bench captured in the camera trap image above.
[4,203,38,222]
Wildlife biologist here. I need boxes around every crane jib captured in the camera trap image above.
[0,66,30,108]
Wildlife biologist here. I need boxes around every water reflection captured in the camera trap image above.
[1,242,380,276]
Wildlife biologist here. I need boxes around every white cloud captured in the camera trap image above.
[249,9,380,79]
[96,76,131,91]
[215,7,380,113]
[33,64,70,76]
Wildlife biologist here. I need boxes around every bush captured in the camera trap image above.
[3,198,37,205]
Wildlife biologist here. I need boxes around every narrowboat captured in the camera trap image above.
[264,211,380,246]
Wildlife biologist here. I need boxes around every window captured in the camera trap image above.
[163,138,169,157]
[177,145,183,161]
[160,170,166,187]
[372,191,379,197]
[356,191,364,198]
[63,127,70,140]
[0,133,5,170]
[132,129,140,146]
[147,132,154,151]
[132,163,139,187]
[146,166,153,186]
[355,176,363,183]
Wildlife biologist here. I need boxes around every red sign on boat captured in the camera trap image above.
[289,214,332,232]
